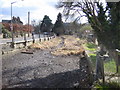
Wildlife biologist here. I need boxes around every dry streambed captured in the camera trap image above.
[2,35,93,88]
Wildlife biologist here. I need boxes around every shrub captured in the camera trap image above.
[2,28,12,38]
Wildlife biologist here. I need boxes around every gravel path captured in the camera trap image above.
[2,37,93,88]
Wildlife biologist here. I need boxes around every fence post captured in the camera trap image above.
[116,49,120,73]
[39,33,41,42]
[44,34,46,41]
[47,35,49,41]
[95,52,105,84]
[24,32,27,46]
[32,32,35,43]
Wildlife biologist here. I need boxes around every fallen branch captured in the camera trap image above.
[21,51,33,54]
[21,50,34,54]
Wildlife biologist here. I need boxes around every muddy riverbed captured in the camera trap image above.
[2,36,92,88]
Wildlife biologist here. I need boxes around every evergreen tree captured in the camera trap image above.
[40,15,53,32]
[53,13,64,36]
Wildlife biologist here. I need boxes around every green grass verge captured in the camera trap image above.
[94,81,120,89]
[85,43,97,51]
[104,59,116,73]
[89,54,116,73]
[84,42,116,73]
[86,43,97,48]
[89,53,96,70]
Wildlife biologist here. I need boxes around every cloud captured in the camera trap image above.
[1,0,88,24]
[1,0,62,24]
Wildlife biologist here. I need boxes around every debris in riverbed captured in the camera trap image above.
[28,37,62,50]
[28,35,85,56]
[51,35,84,56]
[21,49,34,54]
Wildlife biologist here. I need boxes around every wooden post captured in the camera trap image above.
[116,49,120,83]
[95,52,105,84]
[101,55,105,84]
[24,32,27,46]
[116,49,120,73]
[32,32,35,43]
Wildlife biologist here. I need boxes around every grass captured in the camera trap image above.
[89,53,116,73]
[84,42,119,88]
[89,53,96,70]
[104,59,116,73]
[86,43,97,48]
[84,42,116,73]
[94,81,120,89]
[86,43,97,51]
[84,42,97,51]
[84,42,97,70]
[93,60,119,89]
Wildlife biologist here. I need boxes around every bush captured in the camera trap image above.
[19,31,24,37]
[2,28,12,38]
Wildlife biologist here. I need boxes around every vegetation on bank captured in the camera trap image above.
[29,35,84,56]
[94,81,120,89]
[84,42,119,89]
[84,42,117,74]
[104,59,116,74]
[51,36,84,56]
[57,2,120,83]
[28,37,62,50]
[85,43,97,51]
[2,28,12,38]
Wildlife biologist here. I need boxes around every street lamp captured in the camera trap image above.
[11,0,24,48]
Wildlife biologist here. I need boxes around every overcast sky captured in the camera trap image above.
[0,0,88,25]
[1,0,63,24]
